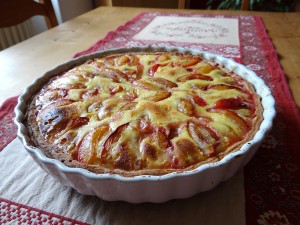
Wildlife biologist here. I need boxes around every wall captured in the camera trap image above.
[31,0,94,35]
[54,0,94,23]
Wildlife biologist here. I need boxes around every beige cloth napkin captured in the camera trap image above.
[0,138,246,225]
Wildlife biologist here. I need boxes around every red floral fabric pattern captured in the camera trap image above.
[0,198,88,225]
[0,96,18,151]
[240,16,300,225]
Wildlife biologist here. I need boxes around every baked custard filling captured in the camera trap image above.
[26,52,262,176]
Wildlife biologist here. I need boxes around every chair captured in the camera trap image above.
[178,0,186,8]
[240,0,249,10]
[0,0,58,29]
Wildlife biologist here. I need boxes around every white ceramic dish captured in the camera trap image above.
[14,46,276,203]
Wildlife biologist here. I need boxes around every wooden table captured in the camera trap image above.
[1,7,300,225]
[0,7,299,109]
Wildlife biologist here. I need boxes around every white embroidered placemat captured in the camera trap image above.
[133,16,239,46]
[76,12,246,59]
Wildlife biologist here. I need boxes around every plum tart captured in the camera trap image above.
[26,50,263,176]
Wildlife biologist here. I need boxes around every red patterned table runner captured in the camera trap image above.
[0,96,18,150]
[1,12,300,225]
[0,198,88,225]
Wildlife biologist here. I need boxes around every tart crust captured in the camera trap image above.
[26,51,263,176]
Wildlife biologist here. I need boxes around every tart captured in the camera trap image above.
[26,49,263,177]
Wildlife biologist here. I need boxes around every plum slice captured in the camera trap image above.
[213,97,249,110]
[77,125,109,163]
[151,77,178,88]
[177,73,213,82]
[188,122,220,157]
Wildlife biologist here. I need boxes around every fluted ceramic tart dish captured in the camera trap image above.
[15,46,275,203]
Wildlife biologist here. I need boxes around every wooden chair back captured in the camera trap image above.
[0,0,58,29]
[241,0,250,10]
[178,0,186,8]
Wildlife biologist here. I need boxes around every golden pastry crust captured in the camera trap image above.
[26,51,263,176]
